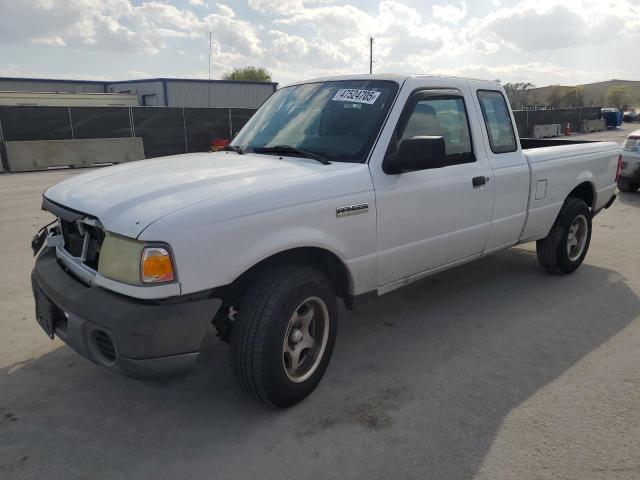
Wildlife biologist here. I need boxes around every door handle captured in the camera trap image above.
[472,176,487,188]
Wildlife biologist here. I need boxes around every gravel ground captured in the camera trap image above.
[1,127,639,480]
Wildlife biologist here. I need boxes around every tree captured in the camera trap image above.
[604,85,630,109]
[223,66,272,82]
[503,82,535,109]
[562,86,585,107]
[547,86,565,108]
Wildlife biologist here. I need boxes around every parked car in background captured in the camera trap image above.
[623,111,638,123]
[31,74,618,407]
[618,128,640,192]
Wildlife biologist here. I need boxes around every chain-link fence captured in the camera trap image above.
[0,105,257,159]
[512,107,602,137]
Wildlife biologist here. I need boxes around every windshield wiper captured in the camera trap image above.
[252,145,331,165]
[221,144,244,154]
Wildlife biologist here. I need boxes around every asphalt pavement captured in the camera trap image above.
[1,126,639,479]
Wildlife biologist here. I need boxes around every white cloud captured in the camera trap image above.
[3,0,640,87]
[433,62,632,86]
[432,2,468,24]
[213,3,235,17]
[33,35,67,47]
[476,1,634,52]
[248,0,304,15]
[203,12,263,56]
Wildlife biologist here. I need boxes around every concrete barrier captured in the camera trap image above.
[4,137,145,172]
[532,124,562,139]
[580,118,606,133]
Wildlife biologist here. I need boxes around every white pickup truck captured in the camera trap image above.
[31,74,619,407]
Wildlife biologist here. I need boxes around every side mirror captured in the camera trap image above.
[384,136,447,174]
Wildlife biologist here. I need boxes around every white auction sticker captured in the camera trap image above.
[332,89,381,105]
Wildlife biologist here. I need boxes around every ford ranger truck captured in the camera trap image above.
[31,75,619,407]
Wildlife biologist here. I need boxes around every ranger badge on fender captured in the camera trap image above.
[336,203,369,217]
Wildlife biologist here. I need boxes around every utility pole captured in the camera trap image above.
[207,31,212,108]
[369,37,374,74]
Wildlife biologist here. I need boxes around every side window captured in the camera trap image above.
[398,95,475,165]
[477,90,517,153]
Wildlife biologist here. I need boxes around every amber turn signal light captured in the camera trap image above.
[141,247,175,283]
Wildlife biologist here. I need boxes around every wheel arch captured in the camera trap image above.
[219,246,355,310]
[567,181,595,209]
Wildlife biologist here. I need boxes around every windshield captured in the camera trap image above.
[231,80,399,163]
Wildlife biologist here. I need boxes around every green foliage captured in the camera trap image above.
[605,86,630,109]
[503,82,536,109]
[562,86,585,107]
[547,86,565,108]
[223,66,272,82]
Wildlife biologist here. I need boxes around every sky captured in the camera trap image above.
[1,0,639,88]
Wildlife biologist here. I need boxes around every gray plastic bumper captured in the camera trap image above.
[31,247,221,379]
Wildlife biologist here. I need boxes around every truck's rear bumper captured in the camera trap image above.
[31,247,221,379]
[593,192,617,216]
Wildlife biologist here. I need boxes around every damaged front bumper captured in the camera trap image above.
[31,247,221,379]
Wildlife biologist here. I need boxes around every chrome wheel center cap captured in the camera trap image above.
[290,328,303,344]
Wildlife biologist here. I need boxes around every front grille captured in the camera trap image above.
[83,224,105,270]
[95,331,116,362]
[60,219,105,269]
[623,138,638,152]
[60,219,84,257]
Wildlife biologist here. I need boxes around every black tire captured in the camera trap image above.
[617,177,640,193]
[536,197,592,275]
[230,265,337,407]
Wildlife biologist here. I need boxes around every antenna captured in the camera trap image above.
[208,31,212,80]
[369,37,374,74]
[208,31,212,108]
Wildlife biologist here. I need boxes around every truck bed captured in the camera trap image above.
[518,139,619,243]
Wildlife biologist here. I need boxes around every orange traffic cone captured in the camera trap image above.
[564,122,571,135]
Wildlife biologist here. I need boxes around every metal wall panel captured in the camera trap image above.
[107,81,164,106]
[166,81,274,109]
[0,80,105,94]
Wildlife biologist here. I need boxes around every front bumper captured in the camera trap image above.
[620,152,640,180]
[31,247,221,379]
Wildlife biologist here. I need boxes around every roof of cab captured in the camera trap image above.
[281,73,501,89]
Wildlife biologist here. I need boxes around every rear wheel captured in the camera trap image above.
[617,177,640,193]
[230,265,337,407]
[536,197,592,275]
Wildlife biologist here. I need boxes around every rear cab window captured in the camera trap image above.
[477,90,518,154]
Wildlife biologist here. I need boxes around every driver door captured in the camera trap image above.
[370,87,494,289]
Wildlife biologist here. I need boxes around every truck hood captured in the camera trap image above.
[44,152,357,238]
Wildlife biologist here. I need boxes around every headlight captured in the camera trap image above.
[98,233,175,285]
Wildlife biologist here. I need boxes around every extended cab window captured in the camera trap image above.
[477,90,517,153]
[396,94,475,166]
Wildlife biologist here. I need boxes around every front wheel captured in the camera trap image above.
[536,197,592,274]
[230,265,337,407]
[617,177,640,193]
